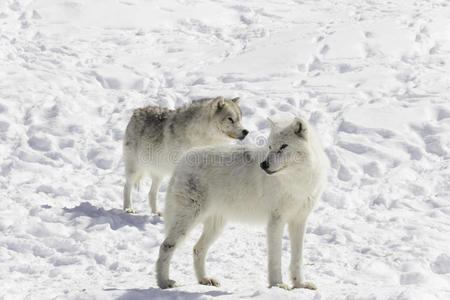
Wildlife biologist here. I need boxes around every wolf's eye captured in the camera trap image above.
[277,144,288,154]
[268,146,272,150]
[227,117,234,123]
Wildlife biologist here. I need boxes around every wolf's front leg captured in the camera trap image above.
[156,209,197,289]
[194,216,226,287]
[148,176,162,215]
[123,177,136,214]
[267,214,289,290]
[288,220,316,290]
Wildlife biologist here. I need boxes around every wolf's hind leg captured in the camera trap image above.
[194,216,226,287]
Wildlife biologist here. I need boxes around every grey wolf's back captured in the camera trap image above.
[125,106,172,147]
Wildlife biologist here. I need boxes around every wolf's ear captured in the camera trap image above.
[216,97,225,110]
[231,97,240,104]
[267,117,276,128]
[293,118,306,137]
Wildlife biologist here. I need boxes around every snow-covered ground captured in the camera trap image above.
[1,0,450,299]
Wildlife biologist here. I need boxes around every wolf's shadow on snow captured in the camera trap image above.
[63,202,161,231]
[64,203,232,299]
[110,287,232,300]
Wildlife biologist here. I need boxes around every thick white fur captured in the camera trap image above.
[156,117,329,290]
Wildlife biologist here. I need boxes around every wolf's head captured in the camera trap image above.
[211,97,248,140]
[260,117,311,175]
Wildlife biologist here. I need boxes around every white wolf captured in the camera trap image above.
[123,97,248,214]
[156,117,329,290]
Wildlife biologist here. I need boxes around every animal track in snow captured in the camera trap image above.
[87,148,114,170]
[337,141,371,155]
[0,103,7,113]
[400,272,426,285]
[364,31,373,38]
[28,136,52,152]
[320,44,330,55]
[337,165,352,181]
[0,121,9,133]
[431,254,450,274]
[337,63,356,73]
[363,162,382,177]
[436,107,450,121]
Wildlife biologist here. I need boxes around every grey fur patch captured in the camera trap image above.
[243,150,253,164]
[185,175,206,217]
[168,103,203,138]
[123,96,242,165]
[124,98,218,148]
[126,106,170,146]
[187,175,206,202]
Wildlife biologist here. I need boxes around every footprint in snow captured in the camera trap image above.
[337,63,355,73]
[431,254,450,275]
[363,162,382,177]
[337,141,371,155]
[240,104,256,117]
[400,272,426,285]
[32,10,41,19]
[0,103,7,113]
[87,148,114,170]
[28,136,52,152]
[307,56,322,72]
[277,104,292,112]
[402,143,423,160]
[436,107,450,121]
[0,121,9,133]
[320,44,330,55]
[338,165,352,181]
[364,31,374,38]
[9,2,21,11]
[58,138,74,149]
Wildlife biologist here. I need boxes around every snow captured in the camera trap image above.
[1,0,449,299]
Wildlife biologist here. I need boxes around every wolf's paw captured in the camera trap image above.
[270,283,291,290]
[293,282,317,290]
[199,277,220,287]
[158,279,177,289]
[124,208,136,214]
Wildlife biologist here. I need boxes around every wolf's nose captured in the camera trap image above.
[242,129,249,137]
[260,160,269,170]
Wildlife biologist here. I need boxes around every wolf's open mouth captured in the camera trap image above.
[264,165,287,175]
[264,169,276,175]
[227,133,245,140]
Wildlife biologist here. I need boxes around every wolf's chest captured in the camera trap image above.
[270,174,318,210]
